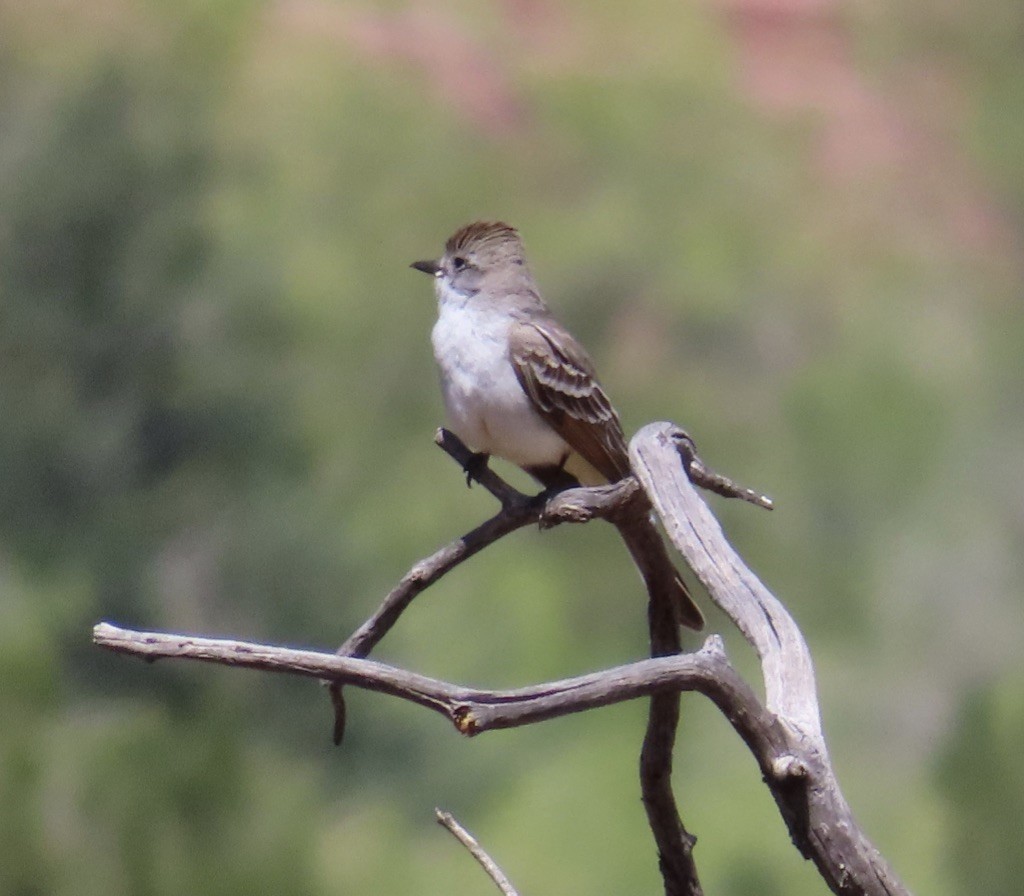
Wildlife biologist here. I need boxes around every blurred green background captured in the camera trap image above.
[2,1,1022,893]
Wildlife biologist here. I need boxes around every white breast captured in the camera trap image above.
[431,298,569,469]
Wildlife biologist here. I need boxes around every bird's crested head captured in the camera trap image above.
[443,221,525,269]
[412,221,532,297]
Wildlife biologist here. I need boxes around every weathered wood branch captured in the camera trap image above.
[97,619,896,894]
[634,424,817,733]
[92,623,785,766]
[92,422,909,896]
[631,423,908,896]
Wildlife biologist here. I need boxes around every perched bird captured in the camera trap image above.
[413,221,703,630]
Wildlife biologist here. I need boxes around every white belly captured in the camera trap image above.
[431,301,569,469]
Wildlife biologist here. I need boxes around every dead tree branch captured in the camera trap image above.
[330,427,704,895]
[328,428,640,743]
[435,809,521,896]
[631,423,908,896]
[624,503,700,894]
[92,422,910,896]
[93,624,763,737]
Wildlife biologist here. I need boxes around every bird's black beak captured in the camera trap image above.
[411,259,441,276]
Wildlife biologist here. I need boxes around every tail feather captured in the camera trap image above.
[670,571,704,631]
[523,464,703,630]
[616,517,704,632]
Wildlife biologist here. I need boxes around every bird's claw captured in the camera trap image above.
[463,452,490,487]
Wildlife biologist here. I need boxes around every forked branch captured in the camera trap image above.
[631,423,907,896]
[91,625,767,742]
[92,424,908,896]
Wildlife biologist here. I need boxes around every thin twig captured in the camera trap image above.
[329,507,535,742]
[435,809,520,896]
[330,430,536,742]
[432,428,531,510]
[670,428,774,510]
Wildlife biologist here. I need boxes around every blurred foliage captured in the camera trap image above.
[937,676,1024,894]
[1,1,1022,894]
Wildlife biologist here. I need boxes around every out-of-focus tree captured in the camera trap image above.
[0,1,1022,894]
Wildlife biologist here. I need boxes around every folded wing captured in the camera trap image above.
[509,319,630,483]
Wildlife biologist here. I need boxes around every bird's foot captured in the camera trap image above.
[462,452,490,488]
[529,484,579,529]
[529,485,558,510]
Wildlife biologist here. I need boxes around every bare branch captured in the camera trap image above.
[671,428,774,510]
[432,427,530,510]
[435,809,520,896]
[618,505,701,895]
[335,426,707,893]
[631,423,909,896]
[330,429,535,742]
[334,509,534,661]
[95,619,849,889]
[441,427,705,894]
[92,624,782,747]
[631,423,819,735]
[94,423,911,896]
[328,430,645,743]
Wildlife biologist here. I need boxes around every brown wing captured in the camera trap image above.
[509,319,630,482]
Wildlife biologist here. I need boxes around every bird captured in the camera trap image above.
[412,221,703,630]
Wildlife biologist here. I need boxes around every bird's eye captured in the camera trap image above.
[452,256,468,271]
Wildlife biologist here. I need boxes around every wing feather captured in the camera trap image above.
[509,320,630,482]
